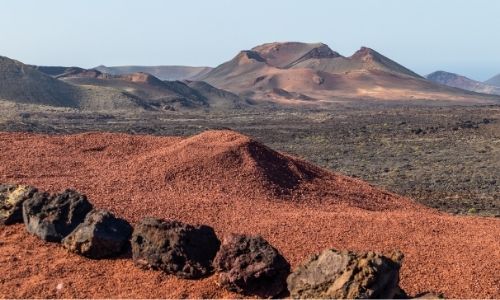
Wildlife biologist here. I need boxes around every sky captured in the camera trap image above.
[0,0,499,81]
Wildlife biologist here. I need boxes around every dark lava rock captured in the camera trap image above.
[62,209,132,259]
[213,233,290,298]
[22,189,93,242]
[0,184,38,225]
[131,218,220,279]
[287,249,404,299]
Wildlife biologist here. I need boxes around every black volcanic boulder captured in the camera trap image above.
[213,233,290,298]
[131,218,220,279]
[22,189,93,242]
[62,209,132,259]
[287,249,405,299]
[0,184,38,225]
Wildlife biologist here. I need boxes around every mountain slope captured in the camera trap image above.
[484,74,500,87]
[250,42,341,68]
[32,65,72,77]
[0,56,153,111]
[93,65,212,81]
[291,46,422,78]
[0,56,81,107]
[59,67,245,110]
[427,71,500,95]
[185,81,247,109]
[199,42,499,104]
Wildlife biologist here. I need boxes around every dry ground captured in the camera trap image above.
[1,102,498,216]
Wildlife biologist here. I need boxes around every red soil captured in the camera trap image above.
[0,130,499,298]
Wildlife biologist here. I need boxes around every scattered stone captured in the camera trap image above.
[22,189,93,242]
[62,209,132,259]
[0,184,38,225]
[213,233,290,298]
[412,128,424,134]
[287,249,404,299]
[131,218,220,279]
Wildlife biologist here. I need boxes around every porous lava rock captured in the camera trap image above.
[131,218,220,279]
[0,184,38,225]
[22,189,93,242]
[62,209,132,259]
[287,249,405,299]
[213,233,290,298]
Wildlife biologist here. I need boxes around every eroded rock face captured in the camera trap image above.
[213,233,290,298]
[287,249,404,299]
[22,189,93,242]
[131,218,220,279]
[62,209,132,259]
[0,184,38,225]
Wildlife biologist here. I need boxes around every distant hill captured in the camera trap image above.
[185,81,246,109]
[32,65,72,77]
[427,71,500,95]
[3,44,500,112]
[484,74,500,87]
[0,56,81,107]
[58,67,246,110]
[93,65,212,81]
[0,56,156,111]
[199,42,499,104]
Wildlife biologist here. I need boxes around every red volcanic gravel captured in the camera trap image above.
[0,130,499,298]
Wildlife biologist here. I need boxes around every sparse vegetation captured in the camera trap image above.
[1,103,498,216]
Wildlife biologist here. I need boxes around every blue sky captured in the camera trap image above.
[0,0,499,80]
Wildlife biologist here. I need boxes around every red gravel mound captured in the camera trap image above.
[133,130,322,197]
[129,130,409,210]
[0,131,499,298]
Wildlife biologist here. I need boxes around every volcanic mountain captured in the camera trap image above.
[0,56,81,107]
[427,71,500,95]
[93,65,213,81]
[199,42,500,104]
[485,74,500,87]
[0,56,155,111]
[57,67,246,110]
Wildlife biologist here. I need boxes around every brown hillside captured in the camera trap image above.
[200,42,500,104]
[251,42,341,68]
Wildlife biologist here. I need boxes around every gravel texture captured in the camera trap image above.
[0,130,498,298]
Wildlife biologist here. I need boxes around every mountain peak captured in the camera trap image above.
[236,50,267,63]
[251,42,341,68]
[56,67,104,79]
[350,46,381,60]
[427,70,459,80]
[484,74,500,87]
[349,46,422,78]
[120,72,165,86]
[427,70,500,95]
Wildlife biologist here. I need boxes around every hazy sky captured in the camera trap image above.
[1,0,499,80]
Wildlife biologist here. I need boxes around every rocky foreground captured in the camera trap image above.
[0,130,499,298]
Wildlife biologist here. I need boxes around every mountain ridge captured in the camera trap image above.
[484,74,500,87]
[427,71,500,95]
[93,65,212,81]
[198,42,499,104]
